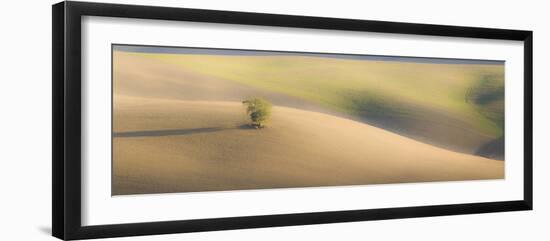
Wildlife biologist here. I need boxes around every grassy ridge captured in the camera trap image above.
[124,52,505,154]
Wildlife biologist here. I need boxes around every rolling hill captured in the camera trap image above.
[117,50,505,157]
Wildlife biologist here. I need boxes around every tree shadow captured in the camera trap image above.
[113,124,255,138]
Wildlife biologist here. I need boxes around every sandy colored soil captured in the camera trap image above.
[113,96,503,195]
[113,51,342,118]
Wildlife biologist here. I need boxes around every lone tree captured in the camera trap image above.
[242,97,272,128]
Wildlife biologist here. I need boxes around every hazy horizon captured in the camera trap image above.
[113,44,505,65]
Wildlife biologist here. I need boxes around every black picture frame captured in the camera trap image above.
[52,1,533,240]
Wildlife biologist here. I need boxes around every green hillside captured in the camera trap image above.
[124,52,504,156]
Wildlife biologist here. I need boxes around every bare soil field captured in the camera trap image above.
[113,96,503,195]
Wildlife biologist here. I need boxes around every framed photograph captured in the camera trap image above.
[52,1,533,240]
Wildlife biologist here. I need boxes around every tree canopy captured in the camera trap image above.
[242,97,272,128]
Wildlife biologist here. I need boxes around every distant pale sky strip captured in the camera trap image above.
[113,44,504,65]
